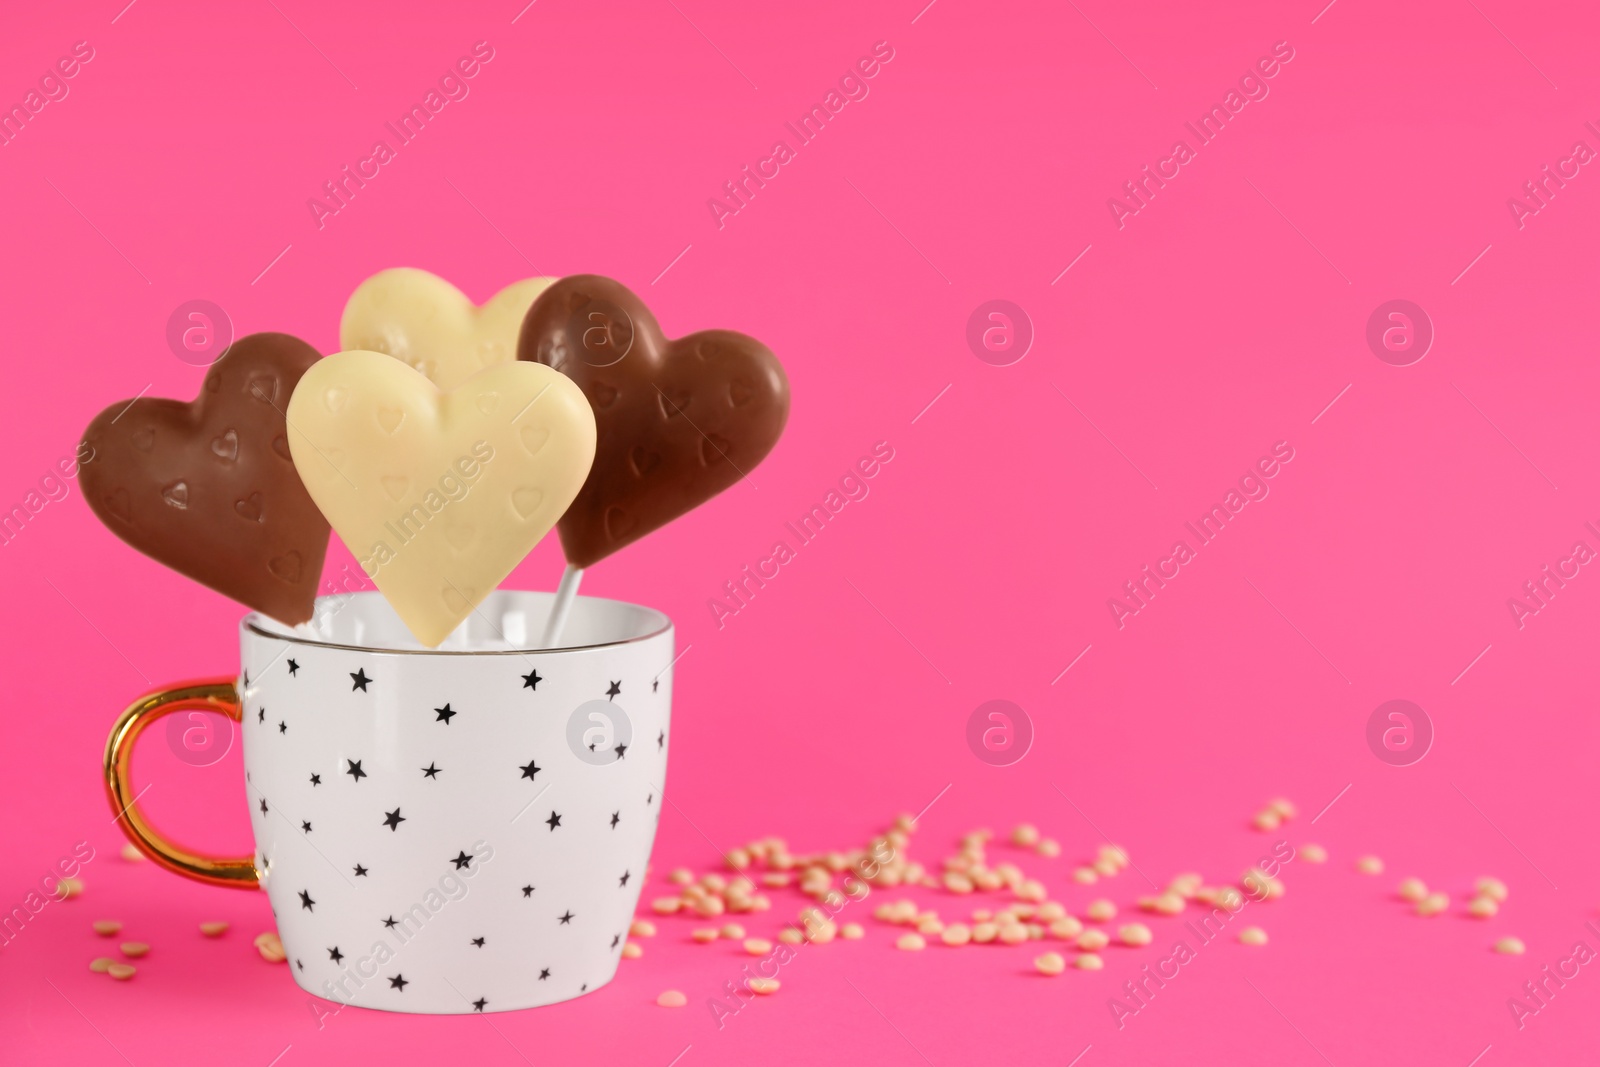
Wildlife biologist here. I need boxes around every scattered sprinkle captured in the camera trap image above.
[748,977,780,995]
[657,990,688,1008]
[120,844,144,862]
[1397,877,1428,903]
[199,921,229,938]
[1468,897,1498,919]
[1239,926,1268,946]
[744,938,773,955]
[1086,899,1117,922]
[897,933,927,951]
[119,942,150,958]
[622,942,643,959]
[1476,877,1509,903]
[1075,953,1104,970]
[1119,923,1153,946]
[1300,844,1327,863]
[1356,855,1384,875]
[630,920,656,938]
[89,958,113,973]
[107,963,137,981]
[940,923,972,946]
[1495,937,1526,955]
[1035,952,1066,975]
[254,931,286,963]
[92,921,122,937]
[1416,892,1449,917]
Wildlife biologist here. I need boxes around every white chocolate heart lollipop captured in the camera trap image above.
[286,351,595,647]
[340,268,557,391]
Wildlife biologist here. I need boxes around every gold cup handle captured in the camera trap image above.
[103,677,259,889]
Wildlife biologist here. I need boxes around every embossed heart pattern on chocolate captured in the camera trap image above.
[286,351,596,647]
[519,275,790,569]
[340,267,556,392]
[79,333,332,624]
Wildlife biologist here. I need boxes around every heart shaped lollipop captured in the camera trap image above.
[285,351,596,647]
[79,333,331,624]
[340,268,556,391]
[518,274,790,569]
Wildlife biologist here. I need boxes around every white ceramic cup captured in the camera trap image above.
[104,590,674,1014]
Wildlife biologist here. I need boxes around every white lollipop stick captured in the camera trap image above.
[540,564,584,648]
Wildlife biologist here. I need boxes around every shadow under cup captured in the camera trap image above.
[104,590,675,1014]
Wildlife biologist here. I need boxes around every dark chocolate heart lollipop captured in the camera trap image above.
[79,333,331,624]
[518,275,790,568]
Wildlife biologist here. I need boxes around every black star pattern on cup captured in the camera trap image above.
[451,851,473,870]
[309,773,321,786]
[278,721,287,734]
[558,911,574,925]
[658,730,665,750]
[383,808,405,831]
[619,871,630,887]
[301,820,312,833]
[472,998,487,1011]
[287,659,299,676]
[471,937,485,947]
[353,864,368,877]
[259,798,268,815]
[606,680,621,699]
[522,669,542,691]
[434,704,456,725]
[242,670,250,687]
[258,708,265,724]
[538,968,550,980]
[647,793,653,805]
[422,763,441,779]
[383,915,399,929]
[296,959,303,971]
[546,811,562,831]
[653,679,659,693]
[328,946,343,964]
[581,984,587,992]
[610,812,620,829]
[520,759,541,782]
[389,974,407,991]
[346,759,367,782]
[611,933,621,949]
[613,743,627,760]
[521,885,535,897]
[299,889,315,911]
[350,669,372,692]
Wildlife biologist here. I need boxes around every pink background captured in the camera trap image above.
[3,0,1598,1062]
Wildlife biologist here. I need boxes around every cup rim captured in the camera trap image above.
[243,590,673,656]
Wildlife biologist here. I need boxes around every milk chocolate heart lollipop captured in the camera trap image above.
[79,333,331,624]
[286,352,596,647]
[340,268,556,391]
[518,275,790,568]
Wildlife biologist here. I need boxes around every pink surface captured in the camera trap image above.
[3,0,1599,1062]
